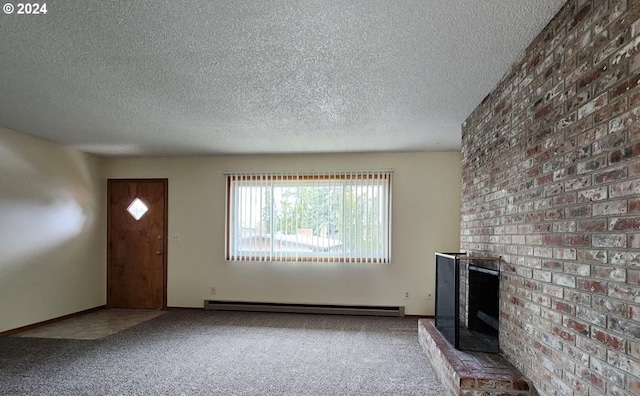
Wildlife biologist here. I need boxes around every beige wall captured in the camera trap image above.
[0,127,106,333]
[106,152,461,315]
[0,130,461,332]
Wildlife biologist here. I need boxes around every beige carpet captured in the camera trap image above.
[13,309,165,340]
[1,311,446,395]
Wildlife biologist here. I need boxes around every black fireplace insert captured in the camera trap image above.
[435,252,500,353]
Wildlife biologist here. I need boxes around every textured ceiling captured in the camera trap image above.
[0,0,565,156]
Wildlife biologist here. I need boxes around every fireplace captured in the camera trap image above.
[435,252,500,353]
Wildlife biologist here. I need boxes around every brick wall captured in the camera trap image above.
[461,1,640,395]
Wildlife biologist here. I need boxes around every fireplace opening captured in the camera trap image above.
[467,264,499,352]
[435,253,500,353]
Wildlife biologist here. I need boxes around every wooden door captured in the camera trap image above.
[107,179,167,309]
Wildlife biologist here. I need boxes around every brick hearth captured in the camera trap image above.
[418,319,535,396]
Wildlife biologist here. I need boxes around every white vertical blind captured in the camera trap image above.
[225,170,392,263]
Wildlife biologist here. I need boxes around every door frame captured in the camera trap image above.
[106,178,168,309]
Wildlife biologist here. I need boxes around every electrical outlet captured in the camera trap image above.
[172,234,181,242]
[404,291,410,299]
[427,291,433,300]
[210,287,216,295]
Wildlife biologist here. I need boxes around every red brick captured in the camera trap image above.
[542,234,563,246]
[554,301,575,315]
[577,64,606,90]
[552,326,576,343]
[594,98,628,124]
[533,223,552,233]
[591,328,626,351]
[541,260,562,271]
[564,318,590,335]
[609,143,640,164]
[630,88,640,108]
[628,156,640,175]
[527,212,544,222]
[576,249,607,263]
[564,371,590,396]
[527,165,542,178]
[544,208,564,219]
[569,3,591,28]
[629,269,640,286]
[577,219,607,232]
[577,279,607,294]
[631,125,640,142]
[630,378,640,395]
[577,366,606,392]
[537,173,554,186]
[610,75,640,99]
[609,216,640,231]
[593,167,627,184]
[566,205,592,218]
[535,103,553,120]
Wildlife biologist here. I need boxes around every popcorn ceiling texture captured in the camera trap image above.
[461,0,640,394]
[0,0,563,156]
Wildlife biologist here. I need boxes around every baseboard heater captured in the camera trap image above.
[204,300,405,317]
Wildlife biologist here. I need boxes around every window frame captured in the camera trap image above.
[225,171,393,263]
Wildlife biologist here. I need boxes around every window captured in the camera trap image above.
[225,171,392,263]
[126,198,149,220]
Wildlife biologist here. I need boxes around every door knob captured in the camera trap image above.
[156,250,163,255]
